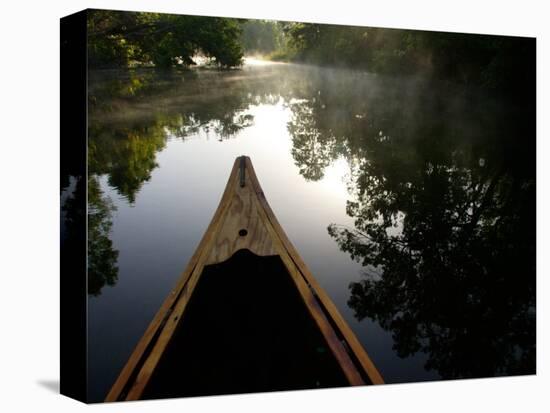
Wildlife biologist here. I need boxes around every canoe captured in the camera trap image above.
[105,156,384,402]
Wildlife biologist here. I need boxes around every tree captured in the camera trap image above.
[281,21,535,95]
[87,10,244,68]
[240,20,285,54]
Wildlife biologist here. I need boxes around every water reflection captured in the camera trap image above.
[61,175,119,297]
[88,177,119,296]
[288,97,338,181]
[88,69,281,205]
[89,121,167,203]
[85,62,535,396]
[307,76,536,378]
[87,68,272,295]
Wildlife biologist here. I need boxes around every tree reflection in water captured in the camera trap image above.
[88,69,262,204]
[84,65,535,379]
[88,177,119,296]
[85,68,268,295]
[285,72,535,379]
[61,174,119,297]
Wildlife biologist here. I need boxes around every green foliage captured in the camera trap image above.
[281,22,534,93]
[285,23,371,67]
[87,10,143,68]
[87,10,244,68]
[87,9,534,94]
[88,177,119,296]
[240,20,285,54]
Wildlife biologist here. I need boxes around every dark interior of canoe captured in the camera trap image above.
[140,249,349,399]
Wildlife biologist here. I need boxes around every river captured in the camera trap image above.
[64,58,535,401]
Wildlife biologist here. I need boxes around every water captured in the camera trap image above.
[63,59,535,401]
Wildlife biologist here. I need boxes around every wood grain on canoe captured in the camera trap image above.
[105,156,384,402]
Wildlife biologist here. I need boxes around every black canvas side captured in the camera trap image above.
[60,9,88,403]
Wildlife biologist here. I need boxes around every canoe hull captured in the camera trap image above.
[141,249,351,399]
[106,156,383,402]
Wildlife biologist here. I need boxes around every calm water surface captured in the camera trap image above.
[64,59,534,401]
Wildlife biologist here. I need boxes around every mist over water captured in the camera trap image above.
[70,60,535,401]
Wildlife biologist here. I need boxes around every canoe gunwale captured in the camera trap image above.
[105,159,240,402]
[245,158,384,385]
[105,156,383,402]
